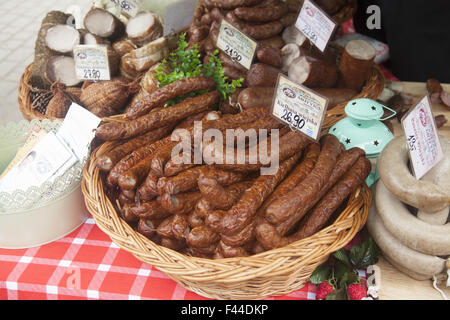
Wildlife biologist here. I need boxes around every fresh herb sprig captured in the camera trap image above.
[155,33,243,105]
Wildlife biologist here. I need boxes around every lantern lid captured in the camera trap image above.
[330,99,396,156]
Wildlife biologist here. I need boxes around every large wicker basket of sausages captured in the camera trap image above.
[81,75,373,298]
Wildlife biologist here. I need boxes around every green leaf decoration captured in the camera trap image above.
[349,236,380,269]
[309,263,332,285]
[155,33,243,104]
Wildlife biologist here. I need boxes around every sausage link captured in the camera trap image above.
[294,156,372,240]
[218,240,249,258]
[257,35,285,49]
[189,242,218,255]
[164,161,197,177]
[187,210,205,228]
[128,198,171,220]
[160,191,203,215]
[171,214,190,240]
[97,126,172,172]
[237,87,275,109]
[265,134,342,225]
[275,147,366,236]
[106,135,172,187]
[137,171,159,202]
[234,3,288,22]
[118,141,178,190]
[158,166,246,195]
[205,210,226,232]
[137,218,162,239]
[209,130,310,172]
[221,219,256,247]
[121,188,136,201]
[225,11,283,40]
[256,156,371,249]
[157,216,176,238]
[186,225,220,248]
[150,141,179,177]
[205,0,264,9]
[256,46,282,68]
[220,153,302,236]
[96,91,220,140]
[279,12,297,27]
[256,143,320,218]
[127,76,217,119]
[198,176,253,210]
[160,237,187,251]
[194,197,215,218]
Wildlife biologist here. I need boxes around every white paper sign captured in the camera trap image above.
[57,103,101,161]
[216,19,258,70]
[0,132,76,193]
[295,0,337,52]
[271,74,328,141]
[73,45,111,81]
[163,0,197,36]
[401,95,444,179]
[107,0,141,17]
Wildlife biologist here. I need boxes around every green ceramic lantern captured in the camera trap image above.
[329,98,396,186]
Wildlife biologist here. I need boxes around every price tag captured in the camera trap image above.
[163,0,197,36]
[401,95,443,179]
[73,45,111,81]
[216,19,257,70]
[271,74,328,141]
[295,0,337,52]
[108,0,141,17]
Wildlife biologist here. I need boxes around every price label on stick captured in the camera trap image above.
[295,0,337,52]
[216,19,257,70]
[108,0,141,17]
[271,74,328,141]
[73,45,111,81]
[401,95,443,179]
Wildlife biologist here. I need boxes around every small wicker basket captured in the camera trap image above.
[18,64,57,121]
[82,147,371,300]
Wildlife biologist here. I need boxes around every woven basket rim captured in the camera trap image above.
[81,141,372,299]
[17,63,129,123]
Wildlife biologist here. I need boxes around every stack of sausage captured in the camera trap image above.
[367,135,450,280]
[188,0,301,85]
[188,0,376,114]
[94,77,371,258]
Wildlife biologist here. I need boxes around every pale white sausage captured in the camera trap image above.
[378,135,450,213]
[376,180,450,256]
[367,199,446,279]
[417,137,450,225]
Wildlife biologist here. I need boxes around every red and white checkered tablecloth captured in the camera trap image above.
[0,215,330,300]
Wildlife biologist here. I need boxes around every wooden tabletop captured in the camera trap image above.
[374,81,450,300]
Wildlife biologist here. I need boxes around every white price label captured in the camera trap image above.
[216,19,257,70]
[401,95,443,179]
[295,0,337,52]
[73,45,111,81]
[163,0,197,36]
[108,0,141,17]
[271,74,328,141]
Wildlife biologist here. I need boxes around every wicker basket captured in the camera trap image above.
[18,64,57,121]
[18,63,130,123]
[82,140,372,299]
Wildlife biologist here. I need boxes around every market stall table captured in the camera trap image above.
[0,216,326,300]
[0,81,447,301]
[375,81,450,300]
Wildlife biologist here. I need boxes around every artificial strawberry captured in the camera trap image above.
[347,283,367,300]
[316,281,335,300]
